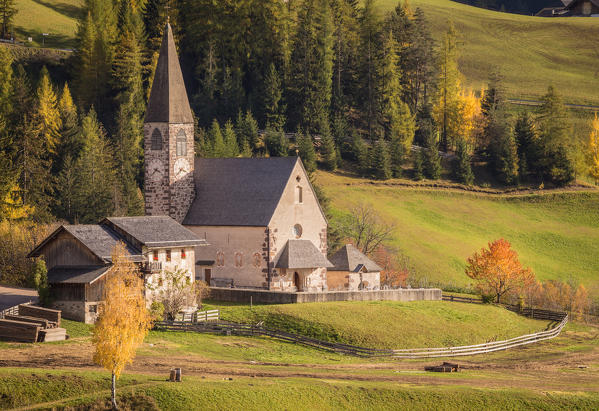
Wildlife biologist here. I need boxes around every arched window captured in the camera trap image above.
[216,251,225,267]
[234,252,243,268]
[292,224,303,239]
[176,129,187,156]
[151,128,162,150]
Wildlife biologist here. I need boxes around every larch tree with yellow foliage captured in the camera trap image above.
[34,67,61,155]
[588,112,599,184]
[465,238,536,303]
[92,242,151,409]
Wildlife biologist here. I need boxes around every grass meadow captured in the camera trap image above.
[319,171,599,296]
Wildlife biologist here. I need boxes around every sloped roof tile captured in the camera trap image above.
[275,240,333,269]
[328,244,382,272]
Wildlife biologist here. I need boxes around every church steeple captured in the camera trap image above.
[144,22,195,223]
[145,23,193,124]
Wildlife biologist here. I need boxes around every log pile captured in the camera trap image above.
[0,305,66,343]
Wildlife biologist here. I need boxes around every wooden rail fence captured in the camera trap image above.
[155,305,568,359]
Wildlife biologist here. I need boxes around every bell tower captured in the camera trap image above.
[144,23,195,223]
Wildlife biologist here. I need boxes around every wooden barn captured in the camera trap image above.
[28,216,206,323]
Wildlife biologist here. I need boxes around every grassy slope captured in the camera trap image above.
[3,368,599,410]
[207,300,546,349]
[378,0,599,105]
[319,171,599,294]
[13,0,83,49]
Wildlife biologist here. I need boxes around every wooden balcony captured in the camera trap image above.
[141,261,162,274]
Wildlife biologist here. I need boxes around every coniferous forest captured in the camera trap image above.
[0,0,593,230]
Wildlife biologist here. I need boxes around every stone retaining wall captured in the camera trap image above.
[209,287,442,304]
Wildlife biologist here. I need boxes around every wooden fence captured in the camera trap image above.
[0,302,29,319]
[155,306,568,359]
[442,295,483,304]
[177,309,220,323]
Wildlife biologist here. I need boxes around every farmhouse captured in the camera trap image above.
[327,244,382,291]
[536,0,599,16]
[28,216,206,323]
[144,23,337,292]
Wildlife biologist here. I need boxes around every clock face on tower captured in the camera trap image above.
[173,158,191,180]
[147,159,163,182]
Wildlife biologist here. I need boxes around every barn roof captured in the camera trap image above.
[28,225,143,263]
[184,157,302,226]
[145,23,193,124]
[328,244,382,273]
[47,266,110,284]
[102,216,206,248]
[275,240,333,269]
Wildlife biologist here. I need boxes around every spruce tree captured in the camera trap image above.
[236,110,260,153]
[222,120,240,157]
[486,107,518,185]
[0,0,17,40]
[452,137,474,185]
[55,155,78,222]
[423,132,442,180]
[265,129,289,157]
[73,108,116,223]
[208,119,225,158]
[296,128,317,174]
[351,133,370,176]
[514,112,537,181]
[0,46,11,125]
[358,0,381,140]
[372,139,392,180]
[263,63,286,130]
[389,138,406,178]
[413,149,424,180]
[320,130,337,171]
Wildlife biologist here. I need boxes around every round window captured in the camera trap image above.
[292,224,303,238]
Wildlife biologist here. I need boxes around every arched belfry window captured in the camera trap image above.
[151,128,162,150]
[296,186,303,204]
[176,129,187,156]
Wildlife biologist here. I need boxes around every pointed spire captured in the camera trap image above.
[145,23,194,124]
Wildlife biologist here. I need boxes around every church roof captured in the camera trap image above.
[102,216,206,248]
[183,157,301,226]
[145,23,194,124]
[328,244,382,273]
[275,240,334,269]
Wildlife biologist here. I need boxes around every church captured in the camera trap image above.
[143,23,381,293]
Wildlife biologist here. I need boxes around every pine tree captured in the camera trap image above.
[588,113,599,184]
[320,129,337,171]
[236,110,260,154]
[413,149,424,180]
[208,119,225,158]
[222,120,240,157]
[73,108,116,223]
[263,63,286,130]
[55,155,78,222]
[389,138,406,178]
[55,83,81,172]
[35,67,61,156]
[296,128,317,174]
[358,0,381,139]
[487,107,518,185]
[514,112,537,181]
[351,132,370,176]
[0,0,16,40]
[372,139,391,180]
[423,132,442,180]
[452,137,474,185]
[432,23,462,151]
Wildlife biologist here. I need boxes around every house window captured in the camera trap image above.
[181,249,186,259]
[151,128,162,150]
[166,249,171,262]
[296,186,303,204]
[88,304,97,313]
[153,250,159,261]
[176,129,187,156]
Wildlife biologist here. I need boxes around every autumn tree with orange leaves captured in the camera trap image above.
[465,238,535,303]
[92,242,152,409]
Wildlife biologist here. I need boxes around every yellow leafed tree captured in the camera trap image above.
[458,88,482,148]
[0,184,35,221]
[588,112,599,184]
[92,242,151,409]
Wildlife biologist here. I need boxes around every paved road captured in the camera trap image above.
[0,286,38,311]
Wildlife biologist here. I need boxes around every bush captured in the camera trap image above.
[149,301,165,322]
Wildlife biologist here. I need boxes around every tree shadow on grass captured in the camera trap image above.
[30,0,84,21]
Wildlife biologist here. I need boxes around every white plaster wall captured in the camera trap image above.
[187,226,269,288]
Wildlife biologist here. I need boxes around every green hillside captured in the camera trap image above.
[319,171,599,295]
[13,0,83,49]
[10,0,599,104]
[378,0,599,105]
[208,300,546,349]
